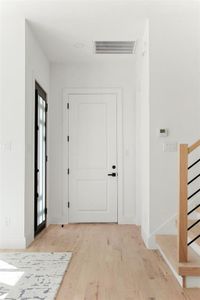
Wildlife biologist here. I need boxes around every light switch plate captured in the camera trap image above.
[0,142,12,152]
[163,142,177,152]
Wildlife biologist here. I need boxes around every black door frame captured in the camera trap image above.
[34,81,47,236]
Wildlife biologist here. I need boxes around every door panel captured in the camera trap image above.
[77,180,107,211]
[77,103,107,169]
[69,94,117,223]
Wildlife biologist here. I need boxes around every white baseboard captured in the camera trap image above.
[146,234,157,249]
[50,217,68,224]
[0,234,26,249]
[50,215,135,225]
[157,243,184,287]
[158,242,200,288]
[141,229,150,248]
[185,276,200,288]
[0,231,33,249]
[25,232,34,247]
[118,215,135,224]
[141,229,158,249]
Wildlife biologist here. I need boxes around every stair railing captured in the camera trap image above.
[178,139,200,262]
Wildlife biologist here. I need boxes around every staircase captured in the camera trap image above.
[156,139,200,288]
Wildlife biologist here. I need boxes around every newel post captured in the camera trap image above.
[178,144,188,262]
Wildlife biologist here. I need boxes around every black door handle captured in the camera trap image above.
[108,173,116,177]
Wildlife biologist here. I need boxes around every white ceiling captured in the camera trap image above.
[7,0,196,63]
[11,0,148,63]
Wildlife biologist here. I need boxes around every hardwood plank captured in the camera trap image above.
[2,224,200,299]
[29,225,200,299]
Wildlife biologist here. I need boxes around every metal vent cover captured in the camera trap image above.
[95,41,135,54]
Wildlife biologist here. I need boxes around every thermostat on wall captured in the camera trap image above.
[158,128,168,137]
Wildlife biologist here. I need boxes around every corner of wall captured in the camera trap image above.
[141,228,150,248]
[25,17,50,246]
[25,232,34,248]
[142,213,177,249]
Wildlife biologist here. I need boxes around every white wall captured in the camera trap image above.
[0,5,50,248]
[25,22,50,245]
[0,3,26,248]
[49,61,136,224]
[139,2,200,248]
[135,20,150,239]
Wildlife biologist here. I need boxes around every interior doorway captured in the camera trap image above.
[34,82,47,236]
[63,88,123,224]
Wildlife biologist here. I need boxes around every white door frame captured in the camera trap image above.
[63,88,124,224]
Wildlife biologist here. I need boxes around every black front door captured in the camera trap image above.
[34,82,47,236]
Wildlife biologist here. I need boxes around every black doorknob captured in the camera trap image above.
[108,173,116,177]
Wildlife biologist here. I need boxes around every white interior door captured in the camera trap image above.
[69,94,117,223]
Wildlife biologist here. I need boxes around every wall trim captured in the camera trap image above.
[63,88,125,224]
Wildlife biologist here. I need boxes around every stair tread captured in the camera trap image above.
[156,234,200,276]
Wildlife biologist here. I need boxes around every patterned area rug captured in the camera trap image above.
[0,252,72,300]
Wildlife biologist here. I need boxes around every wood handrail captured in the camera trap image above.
[188,139,200,153]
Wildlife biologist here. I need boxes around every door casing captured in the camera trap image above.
[63,88,124,224]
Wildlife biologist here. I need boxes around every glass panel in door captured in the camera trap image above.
[35,83,47,235]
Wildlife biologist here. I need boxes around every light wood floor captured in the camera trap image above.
[23,225,200,299]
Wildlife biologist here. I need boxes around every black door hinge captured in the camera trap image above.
[67,103,69,109]
[68,201,70,208]
[45,103,48,112]
[45,207,47,215]
[67,168,70,174]
[67,136,69,142]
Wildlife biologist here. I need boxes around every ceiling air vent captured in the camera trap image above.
[95,41,135,54]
